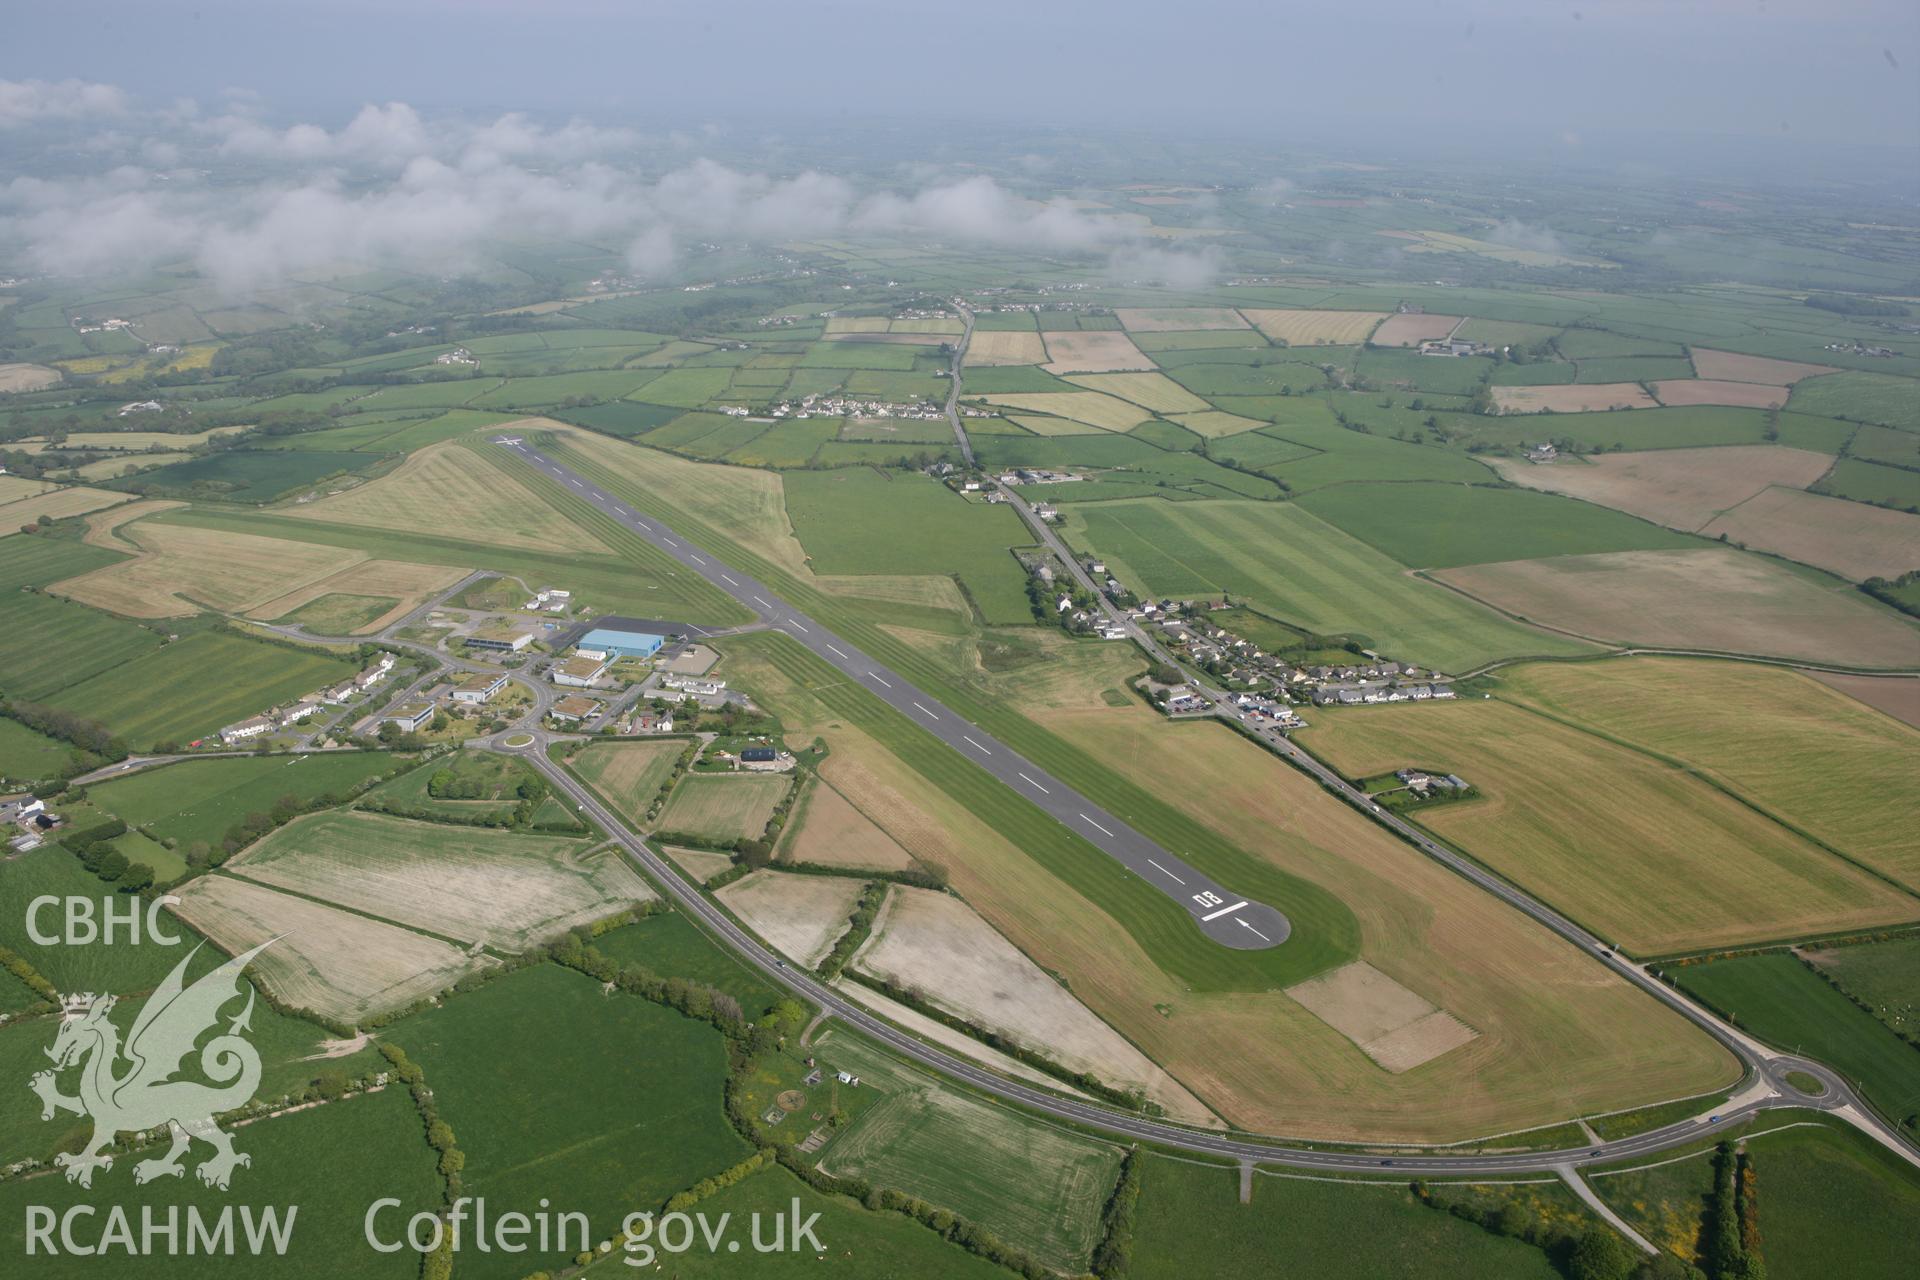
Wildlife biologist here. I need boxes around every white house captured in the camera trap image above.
[220,715,275,744]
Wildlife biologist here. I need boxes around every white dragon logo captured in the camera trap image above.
[29,940,272,1191]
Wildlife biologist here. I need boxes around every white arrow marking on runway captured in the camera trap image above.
[963,735,991,755]
[1146,858,1185,884]
[912,702,938,719]
[1018,772,1049,794]
[868,672,892,688]
[1201,901,1248,922]
[1237,918,1271,943]
[1079,814,1114,838]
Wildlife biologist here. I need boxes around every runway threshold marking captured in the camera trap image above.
[1018,772,1049,794]
[1201,901,1248,922]
[1146,858,1185,884]
[1079,814,1115,838]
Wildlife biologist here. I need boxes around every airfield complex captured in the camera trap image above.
[2,144,1917,1280]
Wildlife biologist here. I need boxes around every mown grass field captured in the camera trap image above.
[49,629,357,748]
[655,773,790,843]
[0,591,167,700]
[0,1086,441,1280]
[1498,658,1920,891]
[90,751,399,848]
[1065,497,1595,672]
[388,964,751,1280]
[781,468,1034,625]
[0,532,127,591]
[1297,700,1919,954]
[570,738,687,824]
[1673,954,1920,1125]
[233,808,647,950]
[1132,1157,1565,1279]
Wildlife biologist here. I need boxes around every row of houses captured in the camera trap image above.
[1311,683,1457,707]
[221,654,396,744]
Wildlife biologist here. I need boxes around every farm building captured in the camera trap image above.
[578,627,665,659]
[467,623,535,652]
[552,654,611,687]
[452,673,508,704]
[385,702,435,732]
[549,695,599,723]
[740,746,777,763]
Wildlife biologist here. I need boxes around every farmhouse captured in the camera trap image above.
[219,715,275,744]
[452,672,509,704]
[467,623,535,652]
[578,627,665,660]
[549,695,600,723]
[552,654,611,687]
[385,702,435,732]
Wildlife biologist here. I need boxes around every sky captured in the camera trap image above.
[7,0,1917,151]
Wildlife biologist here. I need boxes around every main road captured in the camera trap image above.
[495,434,1288,950]
[491,434,1920,1177]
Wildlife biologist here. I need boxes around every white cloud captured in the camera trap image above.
[1485,218,1566,254]
[1104,243,1225,289]
[0,78,128,128]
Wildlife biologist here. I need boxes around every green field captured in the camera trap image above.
[1789,370,1920,429]
[112,450,376,502]
[0,847,194,995]
[1294,481,1705,568]
[592,911,782,1019]
[815,1031,1122,1273]
[0,1086,441,1279]
[1592,1117,1920,1279]
[781,469,1035,624]
[1066,498,1595,670]
[1818,457,1920,510]
[0,593,167,701]
[1803,937,1920,1044]
[389,964,752,1280]
[89,751,400,849]
[656,773,791,843]
[277,592,397,632]
[0,533,126,591]
[1132,1157,1565,1279]
[1673,954,1920,1126]
[360,749,548,824]
[48,630,357,748]
[0,715,75,782]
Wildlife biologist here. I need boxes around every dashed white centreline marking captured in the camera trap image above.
[1079,814,1115,838]
[868,672,892,688]
[664,537,679,548]
[567,478,583,488]
[721,574,737,586]
[826,644,848,659]
[753,596,772,608]
[691,555,706,566]
[912,702,938,719]
[963,735,991,755]
[1018,772,1049,794]
[1201,901,1248,922]
[1146,859,1185,884]
[788,621,807,633]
